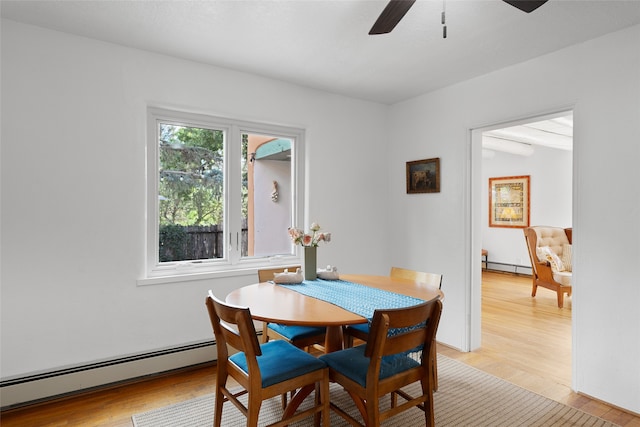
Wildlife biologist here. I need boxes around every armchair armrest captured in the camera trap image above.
[534,260,556,282]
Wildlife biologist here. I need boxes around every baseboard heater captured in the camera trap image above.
[486,261,532,276]
[0,338,223,410]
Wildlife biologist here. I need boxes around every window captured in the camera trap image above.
[146,108,304,278]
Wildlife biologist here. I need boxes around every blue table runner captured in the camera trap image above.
[277,278,425,320]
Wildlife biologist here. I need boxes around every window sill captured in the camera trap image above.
[137,256,301,287]
[137,269,253,287]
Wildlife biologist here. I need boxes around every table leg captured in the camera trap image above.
[324,325,344,353]
[281,384,314,420]
[280,327,340,424]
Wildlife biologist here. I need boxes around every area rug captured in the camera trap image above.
[132,354,618,426]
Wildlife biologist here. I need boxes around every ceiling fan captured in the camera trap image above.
[369,0,549,35]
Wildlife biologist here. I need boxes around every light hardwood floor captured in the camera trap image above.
[439,271,640,427]
[2,271,639,426]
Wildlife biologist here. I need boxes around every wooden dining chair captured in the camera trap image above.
[343,267,443,390]
[343,267,442,344]
[205,291,330,427]
[258,266,326,352]
[389,266,443,289]
[319,299,443,427]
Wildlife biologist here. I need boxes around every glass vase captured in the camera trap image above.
[304,246,317,281]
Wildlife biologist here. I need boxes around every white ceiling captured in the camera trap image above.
[2,0,640,105]
[483,112,573,155]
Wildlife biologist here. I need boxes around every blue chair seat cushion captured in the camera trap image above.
[229,340,327,388]
[268,323,326,341]
[319,344,420,387]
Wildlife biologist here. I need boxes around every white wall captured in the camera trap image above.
[0,20,389,385]
[389,25,640,413]
[482,146,573,269]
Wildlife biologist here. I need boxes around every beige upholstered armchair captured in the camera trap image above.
[523,226,573,308]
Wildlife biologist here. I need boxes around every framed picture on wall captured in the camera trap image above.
[489,175,530,228]
[406,157,440,194]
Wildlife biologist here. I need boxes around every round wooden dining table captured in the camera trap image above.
[225,273,444,353]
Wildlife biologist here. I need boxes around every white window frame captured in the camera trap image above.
[143,107,304,281]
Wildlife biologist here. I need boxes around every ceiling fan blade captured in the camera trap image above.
[369,0,417,35]
[503,0,548,13]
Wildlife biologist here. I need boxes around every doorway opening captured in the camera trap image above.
[470,109,573,387]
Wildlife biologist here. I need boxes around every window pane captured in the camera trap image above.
[158,123,224,262]
[147,107,304,279]
[244,133,293,258]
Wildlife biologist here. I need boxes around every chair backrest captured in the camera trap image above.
[257,265,302,283]
[365,299,443,381]
[523,226,572,277]
[205,291,262,380]
[390,266,443,289]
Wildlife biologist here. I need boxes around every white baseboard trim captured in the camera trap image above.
[0,340,217,410]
